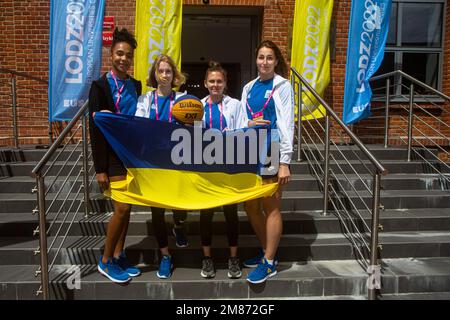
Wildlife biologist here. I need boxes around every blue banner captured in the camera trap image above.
[48,0,105,121]
[343,0,392,125]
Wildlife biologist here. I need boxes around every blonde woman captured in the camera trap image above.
[135,54,189,279]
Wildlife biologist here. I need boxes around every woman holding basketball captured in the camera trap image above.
[135,54,189,279]
[198,61,247,279]
[240,40,294,284]
[89,28,142,283]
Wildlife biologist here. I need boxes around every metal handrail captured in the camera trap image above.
[371,70,450,101]
[0,67,48,84]
[367,70,449,168]
[31,101,91,299]
[291,67,385,300]
[300,90,377,242]
[31,103,88,176]
[291,68,388,176]
[0,68,49,148]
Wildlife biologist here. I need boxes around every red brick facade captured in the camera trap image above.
[0,0,448,154]
[0,0,50,145]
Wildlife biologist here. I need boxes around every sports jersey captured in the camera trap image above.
[203,100,228,131]
[240,74,294,165]
[106,71,138,116]
[135,90,186,125]
[245,78,277,130]
[88,72,142,174]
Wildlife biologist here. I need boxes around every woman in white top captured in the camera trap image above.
[240,40,294,284]
[135,54,189,279]
[198,61,246,280]
[135,55,186,121]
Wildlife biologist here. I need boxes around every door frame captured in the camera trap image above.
[182,5,263,80]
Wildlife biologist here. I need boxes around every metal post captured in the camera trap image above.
[37,175,49,300]
[349,124,354,132]
[322,116,330,216]
[384,78,390,148]
[11,76,18,149]
[368,173,381,300]
[81,115,90,218]
[297,81,303,162]
[48,121,53,145]
[407,84,414,162]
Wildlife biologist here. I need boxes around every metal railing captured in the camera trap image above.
[368,70,450,184]
[30,101,95,299]
[291,67,388,300]
[0,68,50,148]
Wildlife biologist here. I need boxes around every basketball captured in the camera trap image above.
[172,94,204,125]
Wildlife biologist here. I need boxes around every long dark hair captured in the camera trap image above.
[256,40,288,78]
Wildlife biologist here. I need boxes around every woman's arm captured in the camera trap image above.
[274,81,295,165]
[135,93,151,118]
[88,82,110,175]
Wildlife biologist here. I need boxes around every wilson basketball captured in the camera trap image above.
[172,94,204,125]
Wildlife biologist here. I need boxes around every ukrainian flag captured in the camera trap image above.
[93,113,278,210]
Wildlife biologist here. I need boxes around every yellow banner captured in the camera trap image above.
[291,0,333,120]
[134,0,182,93]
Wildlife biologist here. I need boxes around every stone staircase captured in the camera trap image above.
[0,145,449,299]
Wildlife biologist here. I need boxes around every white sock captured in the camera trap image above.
[266,259,274,265]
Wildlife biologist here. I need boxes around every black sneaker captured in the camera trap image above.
[200,257,216,278]
[228,256,242,279]
[172,226,188,247]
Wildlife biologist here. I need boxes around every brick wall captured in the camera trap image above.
[0,0,448,152]
[0,0,15,145]
[0,1,50,146]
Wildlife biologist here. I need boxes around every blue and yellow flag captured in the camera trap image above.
[134,0,182,94]
[93,113,278,210]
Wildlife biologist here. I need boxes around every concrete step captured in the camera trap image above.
[280,190,450,211]
[0,143,448,300]
[379,292,450,300]
[1,231,449,266]
[1,208,450,237]
[0,189,448,213]
[2,257,450,300]
[1,145,437,164]
[1,173,448,194]
[300,145,439,161]
[2,159,449,179]
[0,147,81,163]
[290,174,450,192]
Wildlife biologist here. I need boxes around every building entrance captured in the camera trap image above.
[181,6,262,100]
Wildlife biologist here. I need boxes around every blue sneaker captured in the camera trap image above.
[114,251,141,277]
[246,258,277,284]
[98,256,131,283]
[243,251,264,268]
[157,255,173,279]
[244,251,279,268]
[173,226,188,247]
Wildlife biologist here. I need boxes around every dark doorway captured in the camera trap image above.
[181,6,263,100]
[183,62,241,100]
